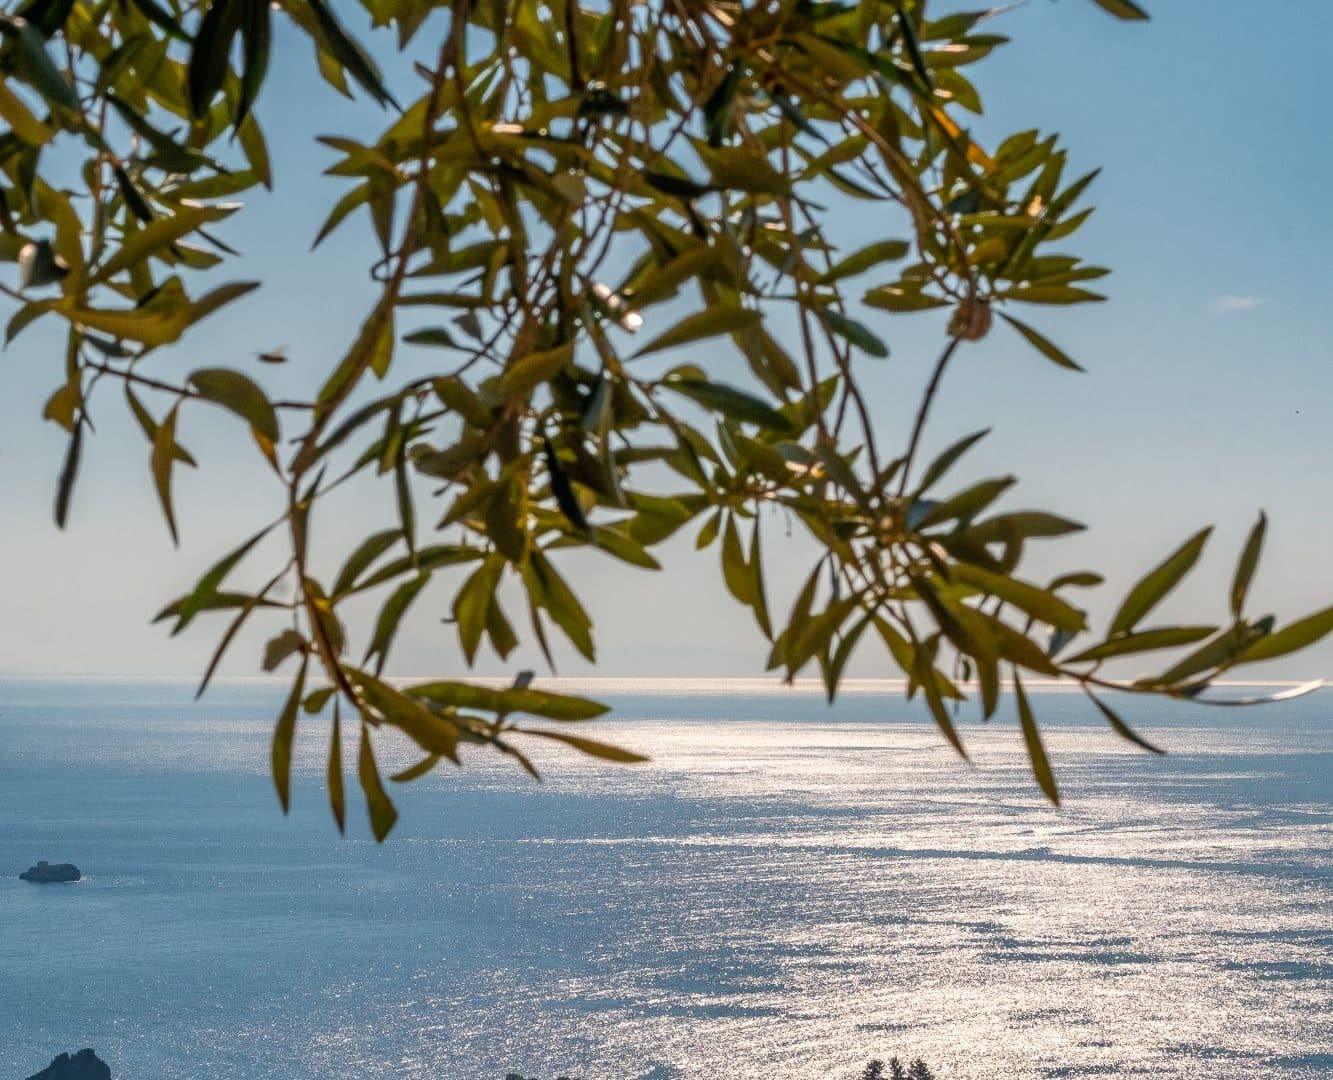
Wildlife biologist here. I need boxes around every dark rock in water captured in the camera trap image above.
[19,861,81,883]
[25,1049,111,1080]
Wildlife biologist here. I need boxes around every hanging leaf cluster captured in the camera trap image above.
[2,0,1325,840]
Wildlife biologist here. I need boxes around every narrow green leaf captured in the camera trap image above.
[824,310,888,358]
[93,202,234,283]
[1090,0,1150,20]
[1235,606,1333,664]
[236,0,271,127]
[863,285,950,312]
[358,722,399,842]
[918,429,989,493]
[499,343,574,397]
[194,565,286,698]
[1231,511,1266,618]
[633,306,760,358]
[720,513,752,606]
[364,573,430,674]
[517,728,649,763]
[999,284,1106,304]
[188,367,279,441]
[409,681,609,721]
[263,628,306,672]
[53,421,81,528]
[1109,528,1212,635]
[332,530,400,597]
[965,511,1084,544]
[998,313,1084,372]
[817,240,911,285]
[911,476,1015,530]
[1015,672,1060,805]
[327,701,345,833]
[303,0,398,108]
[951,564,1088,632]
[526,550,595,662]
[748,518,773,639]
[664,377,794,432]
[544,435,589,533]
[1,15,78,108]
[703,63,741,147]
[303,686,336,715]
[1149,624,1260,687]
[1086,691,1165,755]
[271,658,308,813]
[187,0,242,116]
[453,555,504,664]
[346,667,461,760]
[390,754,440,783]
[403,327,461,349]
[1064,625,1217,664]
[151,403,181,544]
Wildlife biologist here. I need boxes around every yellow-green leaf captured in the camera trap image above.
[633,306,760,358]
[188,367,280,441]
[1109,528,1211,635]
[358,722,399,842]
[1015,673,1060,805]
[517,728,649,763]
[272,658,308,813]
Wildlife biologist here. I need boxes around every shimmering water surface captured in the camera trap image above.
[1,679,1329,1078]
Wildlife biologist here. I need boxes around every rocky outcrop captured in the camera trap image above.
[25,1049,111,1080]
[19,861,81,883]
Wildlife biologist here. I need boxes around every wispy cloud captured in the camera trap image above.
[1214,295,1269,312]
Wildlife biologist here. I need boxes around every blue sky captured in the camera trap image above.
[1,1,1331,682]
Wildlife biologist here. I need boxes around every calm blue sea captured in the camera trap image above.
[0,678,1329,1079]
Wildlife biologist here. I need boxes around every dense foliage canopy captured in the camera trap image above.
[3,0,1328,839]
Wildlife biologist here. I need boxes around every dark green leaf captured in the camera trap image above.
[1090,0,1150,19]
[998,313,1084,372]
[824,310,888,358]
[544,435,589,533]
[918,429,989,493]
[303,0,398,108]
[403,327,461,349]
[187,0,243,117]
[1086,691,1165,755]
[664,377,794,432]
[327,701,345,833]
[53,420,81,528]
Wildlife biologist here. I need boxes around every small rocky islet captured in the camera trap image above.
[18,861,82,883]
[25,1049,111,1080]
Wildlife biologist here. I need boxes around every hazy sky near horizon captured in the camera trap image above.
[1,1,1331,683]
